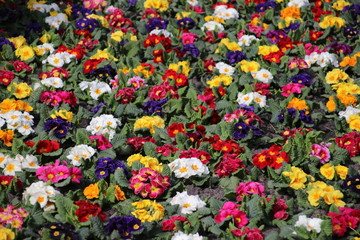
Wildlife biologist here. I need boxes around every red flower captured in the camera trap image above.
[161,216,188,231]
[0,70,15,86]
[309,30,324,41]
[202,58,216,72]
[252,151,271,169]
[167,123,186,138]
[36,140,60,154]
[127,136,156,151]
[179,149,211,164]
[11,60,32,72]
[115,87,136,104]
[75,200,107,222]
[262,51,284,63]
[89,135,112,150]
[231,227,264,240]
[0,175,14,186]
[83,59,105,74]
[215,153,245,177]
[51,67,70,79]
[156,144,179,156]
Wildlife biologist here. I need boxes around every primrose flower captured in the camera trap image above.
[131,200,165,222]
[294,215,323,233]
[235,181,265,201]
[169,157,209,179]
[171,231,204,240]
[282,166,308,190]
[86,114,121,140]
[310,143,331,164]
[169,191,206,214]
[66,144,96,166]
[133,116,165,134]
[23,181,59,209]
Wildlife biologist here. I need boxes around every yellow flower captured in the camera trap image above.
[8,36,26,48]
[15,45,35,61]
[168,61,192,76]
[217,38,241,52]
[134,116,165,134]
[0,227,15,240]
[325,69,349,84]
[111,31,125,42]
[7,83,32,99]
[258,45,279,56]
[287,98,309,113]
[119,66,131,75]
[114,185,126,201]
[204,16,225,24]
[326,96,336,112]
[132,200,165,222]
[40,33,51,43]
[319,15,346,29]
[83,183,100,199]
[332,0,351,11]
[334,82,360,95]
[323,189,345,207]
[144,0,169,11]
[127,154,144,166]
[90,49,118,61]
[320,163,335,180]
[239,60,260,73]
[65,4,72,15]
[127,154,163,172]
[88,14,108,28]
[280,7,301,19]
[347,114,360,131]
[335,165,348,180]
[206,74,233,88]
[133,65,153,78]
[336,93,357,107]
[307,188,324,206]
[282,166,308,190]
[27,0,46,10]
[175,12,191,20]
[50,110,73,122]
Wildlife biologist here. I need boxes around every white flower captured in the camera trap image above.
[201,21,224,32]
[237,92,254,106]
[33,3,59,13]
[215,62,235,76]
[288,0,310,8]
[251,69,273,83]
[86,114,121,141]
[3,160,22,176]
[252,92,267,108]
[304,52,319,66]
[171,231,204,240]
[170,191,206,214]
[43,53,65,67]
[21,155,39,169]
[0,153,10,168]
[23,181,59,209]
[214,5,239,20]
[0,117,5,128]
[338,106,360,121]
[149,29,173,38]
[36,43,55,54]
[238,35,259,47]
[187,0,198,6]
[80,81,112,100]
[316,52,339,68]
[41,77,64,88]
[3,110,22,125]
[67,144,96,166]
[169,157,209,179]
[294,215,323,233]
[45,13,68,29]
[17,123,34,136]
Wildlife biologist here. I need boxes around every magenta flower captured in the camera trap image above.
[281,83,306,97]
[235,181,265,201]
[310,143,331,164]
[89,135,112,150]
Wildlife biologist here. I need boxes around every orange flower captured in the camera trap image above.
[83,183,100,199]
[114,185,126,201]
[0,130,14,147]
[326,96,336,112]
[287,98,309,113]
[336,93,357,107]
[280,7,301,19]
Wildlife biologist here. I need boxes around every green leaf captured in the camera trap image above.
[54,177,71,188]
[265,230,279,240]
[106,185,116,203]
[75,128,91,145]
[114,169,129,187]
[55,195,77,223]
[43,148,63,157]
[143,141,157,157]
[90,216,105,239]
[97,148,116,159]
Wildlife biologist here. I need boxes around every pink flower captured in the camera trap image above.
[248,25,264,38]
[156,144,179,156]
[236,181,265,201]
[69,167,82,183]
[83,0,107,11]
[237,30,246,39]
[281,83,306,97]
[127,76,147,90]
[189,6,204,13]
[181,33,197,45]
[310,142,331,164]
[90,135,113,150]
[231,227,264,240]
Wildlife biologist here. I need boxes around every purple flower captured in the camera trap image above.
[226,51,246,64]
[128,0,139,6]
[182,44,200,57]
[289,72,313,86]
[177,17,196,29]
[105,215,143,239]
[95,158,128,179]
[0,37,15,51]
[90,65,116,80]
[238,104,254,112]
[91,102,111,114]
[283,23,301,32]
[299,110,313,124]
[287,107,297,118]
[145,17,169,32]
[143,99,168,116]
[44,116,72,138]
[233,122,249,139]
[342,174,360,194]
[344,27,358,38]
[266,30,288,44]
[327,42,353,55]
[255,1,276,12]
[75,17,99,32]
[72,4,92,18]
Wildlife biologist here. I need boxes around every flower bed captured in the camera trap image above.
[0,0,360,239]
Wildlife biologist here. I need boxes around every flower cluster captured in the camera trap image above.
[252,145,290,169]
